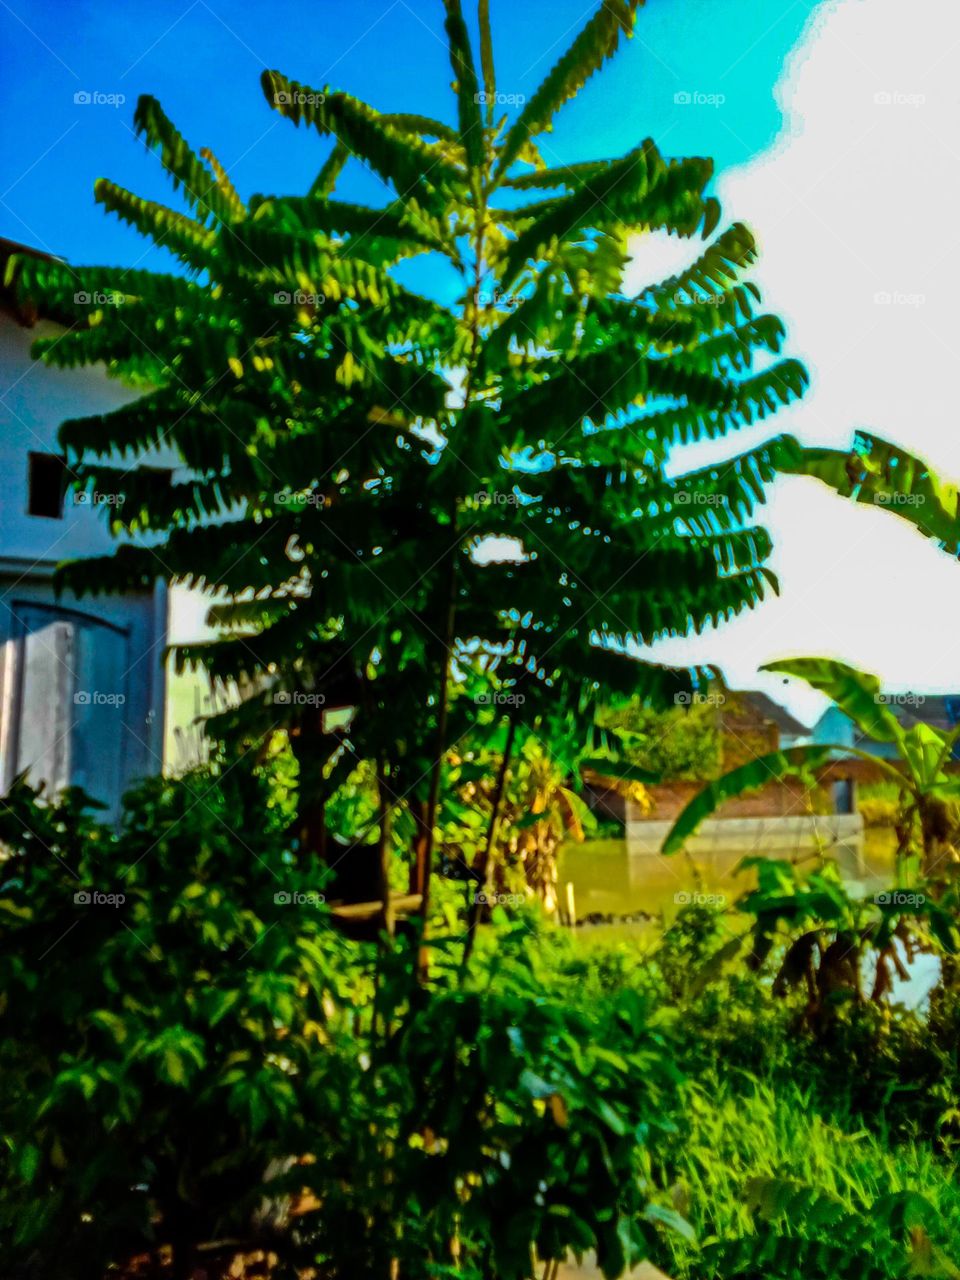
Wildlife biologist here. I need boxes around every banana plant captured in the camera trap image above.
[662,657,960,878]
[785,431,960,554]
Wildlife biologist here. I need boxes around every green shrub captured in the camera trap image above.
[0,766,354,1279]
[0,774,689,1279]
[651,1078,960,1279]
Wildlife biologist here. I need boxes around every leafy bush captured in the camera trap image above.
[655,1079,960,1279]
[0,774,690,1279]
[858,781,901,828]
[292,922,689,1280]
[0,765,353,1279]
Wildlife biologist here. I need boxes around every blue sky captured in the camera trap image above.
[6,0,959,723]
[1,0,821,266]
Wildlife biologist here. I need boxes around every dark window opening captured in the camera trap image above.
[27,452,66,519]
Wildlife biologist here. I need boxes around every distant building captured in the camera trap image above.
[0,239,167,817]
[732,690,811,750]
[715,689,811,768]
[625,689,864,864]
[813,696,960,761]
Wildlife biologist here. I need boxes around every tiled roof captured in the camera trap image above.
[729,690,810,738]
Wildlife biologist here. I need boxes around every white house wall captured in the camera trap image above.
[0,310,169,814]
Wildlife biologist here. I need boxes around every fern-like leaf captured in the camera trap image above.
[494,0,641,180]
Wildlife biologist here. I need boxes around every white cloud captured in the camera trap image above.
[626,0,960,721]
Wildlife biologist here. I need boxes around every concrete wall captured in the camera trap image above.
[626,809,865,865]
[0,313,167,815]
[0,317,142,561]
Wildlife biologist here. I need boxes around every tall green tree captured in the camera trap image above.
[9,0,813,918]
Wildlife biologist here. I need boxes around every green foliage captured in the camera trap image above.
[4,0,814,910]
[859,782,901,827]
[790,430,960,555]
[658,1084,960,1280]
[302,923,688,1280]
[598,694,723,781]
[0,766,353,1278]
[765,656,902,742]
[0,776,692,1279]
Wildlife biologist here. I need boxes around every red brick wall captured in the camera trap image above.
[638,777,825,821]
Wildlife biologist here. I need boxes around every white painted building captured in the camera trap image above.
[0,240,167,817]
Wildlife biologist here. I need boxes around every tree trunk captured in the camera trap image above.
[288,705,329,861]
[376,758,395,938]
[416,542,458,978]
[462,716,516,971]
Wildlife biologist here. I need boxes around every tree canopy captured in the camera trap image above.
[8,0,823,904]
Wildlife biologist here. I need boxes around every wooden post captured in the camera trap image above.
[564,881,577,930]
